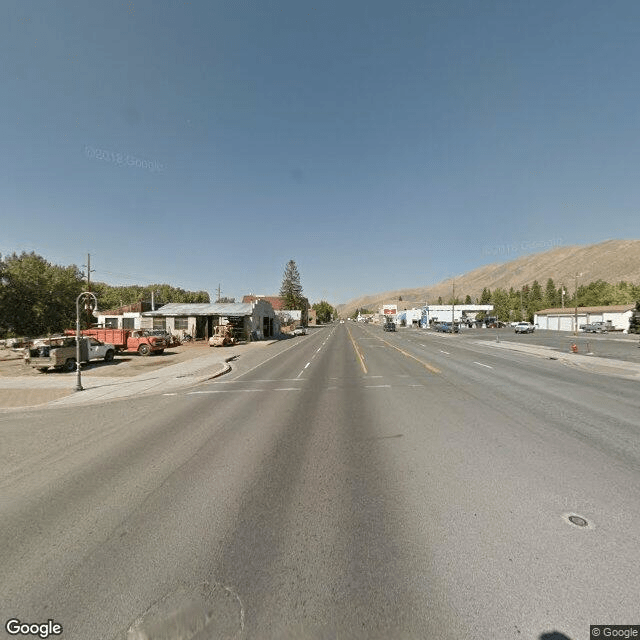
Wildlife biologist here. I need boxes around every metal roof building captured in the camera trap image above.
[141,300,279,341]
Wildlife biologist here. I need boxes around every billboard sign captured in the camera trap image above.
[382,304,397,315]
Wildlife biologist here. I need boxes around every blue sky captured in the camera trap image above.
[2,0,640,305]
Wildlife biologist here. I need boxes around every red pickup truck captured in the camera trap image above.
[65,328,166,355]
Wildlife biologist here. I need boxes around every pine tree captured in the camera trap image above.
[544,278,557,308]
[279,260,304,310]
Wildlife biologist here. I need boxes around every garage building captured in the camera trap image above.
[534,304,635,332]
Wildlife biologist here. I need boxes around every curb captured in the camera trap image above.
[479,340,640,379]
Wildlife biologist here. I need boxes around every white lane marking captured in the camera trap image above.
[215,378,301,383]
[304,362,311,368]
[235,337,310,380]
[274,388,301,391]
[316,348,322,353]
[440,350,450,355]
[365,384,391,388]
[366,375,383,378]
[163,393,178,396]
[474,362,493,369]
[188,389,263,394]
[408,384,424,387]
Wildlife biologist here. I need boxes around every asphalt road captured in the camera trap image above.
[1,324,638,640]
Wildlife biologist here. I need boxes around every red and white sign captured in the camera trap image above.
[382,305,397,315]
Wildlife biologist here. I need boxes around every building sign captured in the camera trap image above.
[382,304,397,315]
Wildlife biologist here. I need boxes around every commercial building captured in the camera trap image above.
[534,305,635,332]
[141,300,279,341]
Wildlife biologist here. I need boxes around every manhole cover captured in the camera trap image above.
[568,515,588,527]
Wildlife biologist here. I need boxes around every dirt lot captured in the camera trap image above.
[0,341,236,408]
[0,341,226,379]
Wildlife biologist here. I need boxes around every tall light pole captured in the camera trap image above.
[76,291,98,391]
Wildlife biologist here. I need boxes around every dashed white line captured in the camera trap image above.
[473,361,493,369]
[364,384,391,388]
[440,350,450,355]
[188,389,263,394]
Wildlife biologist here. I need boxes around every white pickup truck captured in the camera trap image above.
[25,336,116,372]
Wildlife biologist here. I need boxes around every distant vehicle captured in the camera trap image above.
[292,326,307,336]
[580,321,611,333]
[25,336,115,372]
[484,317,506,328]
[383,322,396,332]
[436,322,459,333]
[514,322,535,334]
[339,319,344,324]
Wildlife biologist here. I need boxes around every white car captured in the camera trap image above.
[514,322,535,334]
[292,326,307,336]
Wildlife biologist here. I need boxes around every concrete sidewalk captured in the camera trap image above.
[0,344,258,410]
[478,339,640,379]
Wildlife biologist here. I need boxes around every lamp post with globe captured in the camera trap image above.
[75,292,98,391]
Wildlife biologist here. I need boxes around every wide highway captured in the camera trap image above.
[1,323,638,639]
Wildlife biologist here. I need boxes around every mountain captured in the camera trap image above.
[337,239,640,317]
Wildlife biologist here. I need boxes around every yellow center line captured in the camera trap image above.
[347,326,368,374]
[375,333,440,375]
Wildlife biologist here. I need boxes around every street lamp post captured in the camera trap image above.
[75,291,98,391]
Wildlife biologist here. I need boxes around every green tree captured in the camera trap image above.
[0,251,84,337]
[480,287,492,304]
[465,294,472,304]
[492,288,510,321]
[312,300,336,324]
[544,278,557,308]
[279,260,304,310]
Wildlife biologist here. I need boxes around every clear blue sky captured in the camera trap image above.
[2,0,640,305]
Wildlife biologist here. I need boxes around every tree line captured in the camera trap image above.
[0,252,209,338]
[439,278,640,323]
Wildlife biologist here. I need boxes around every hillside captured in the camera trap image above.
[337,239,640,317]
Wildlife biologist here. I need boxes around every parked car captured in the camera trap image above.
[514,322,535,334]
[292,326,307,336]
[383,322,396,332]
[437,322,459,333]
[580,321,611,333]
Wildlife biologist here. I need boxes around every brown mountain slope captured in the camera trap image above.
[337,239,640,317]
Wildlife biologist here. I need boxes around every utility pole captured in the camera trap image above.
[451,280,455,332]
[82,254,96,326]
[573,273,582,335]
[83,253,96,291]
[217,283,222,303]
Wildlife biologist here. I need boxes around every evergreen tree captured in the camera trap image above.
[480,287,492,304]
[279,259,304,310]
[544,278,557,308]
[628,301,640,334]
